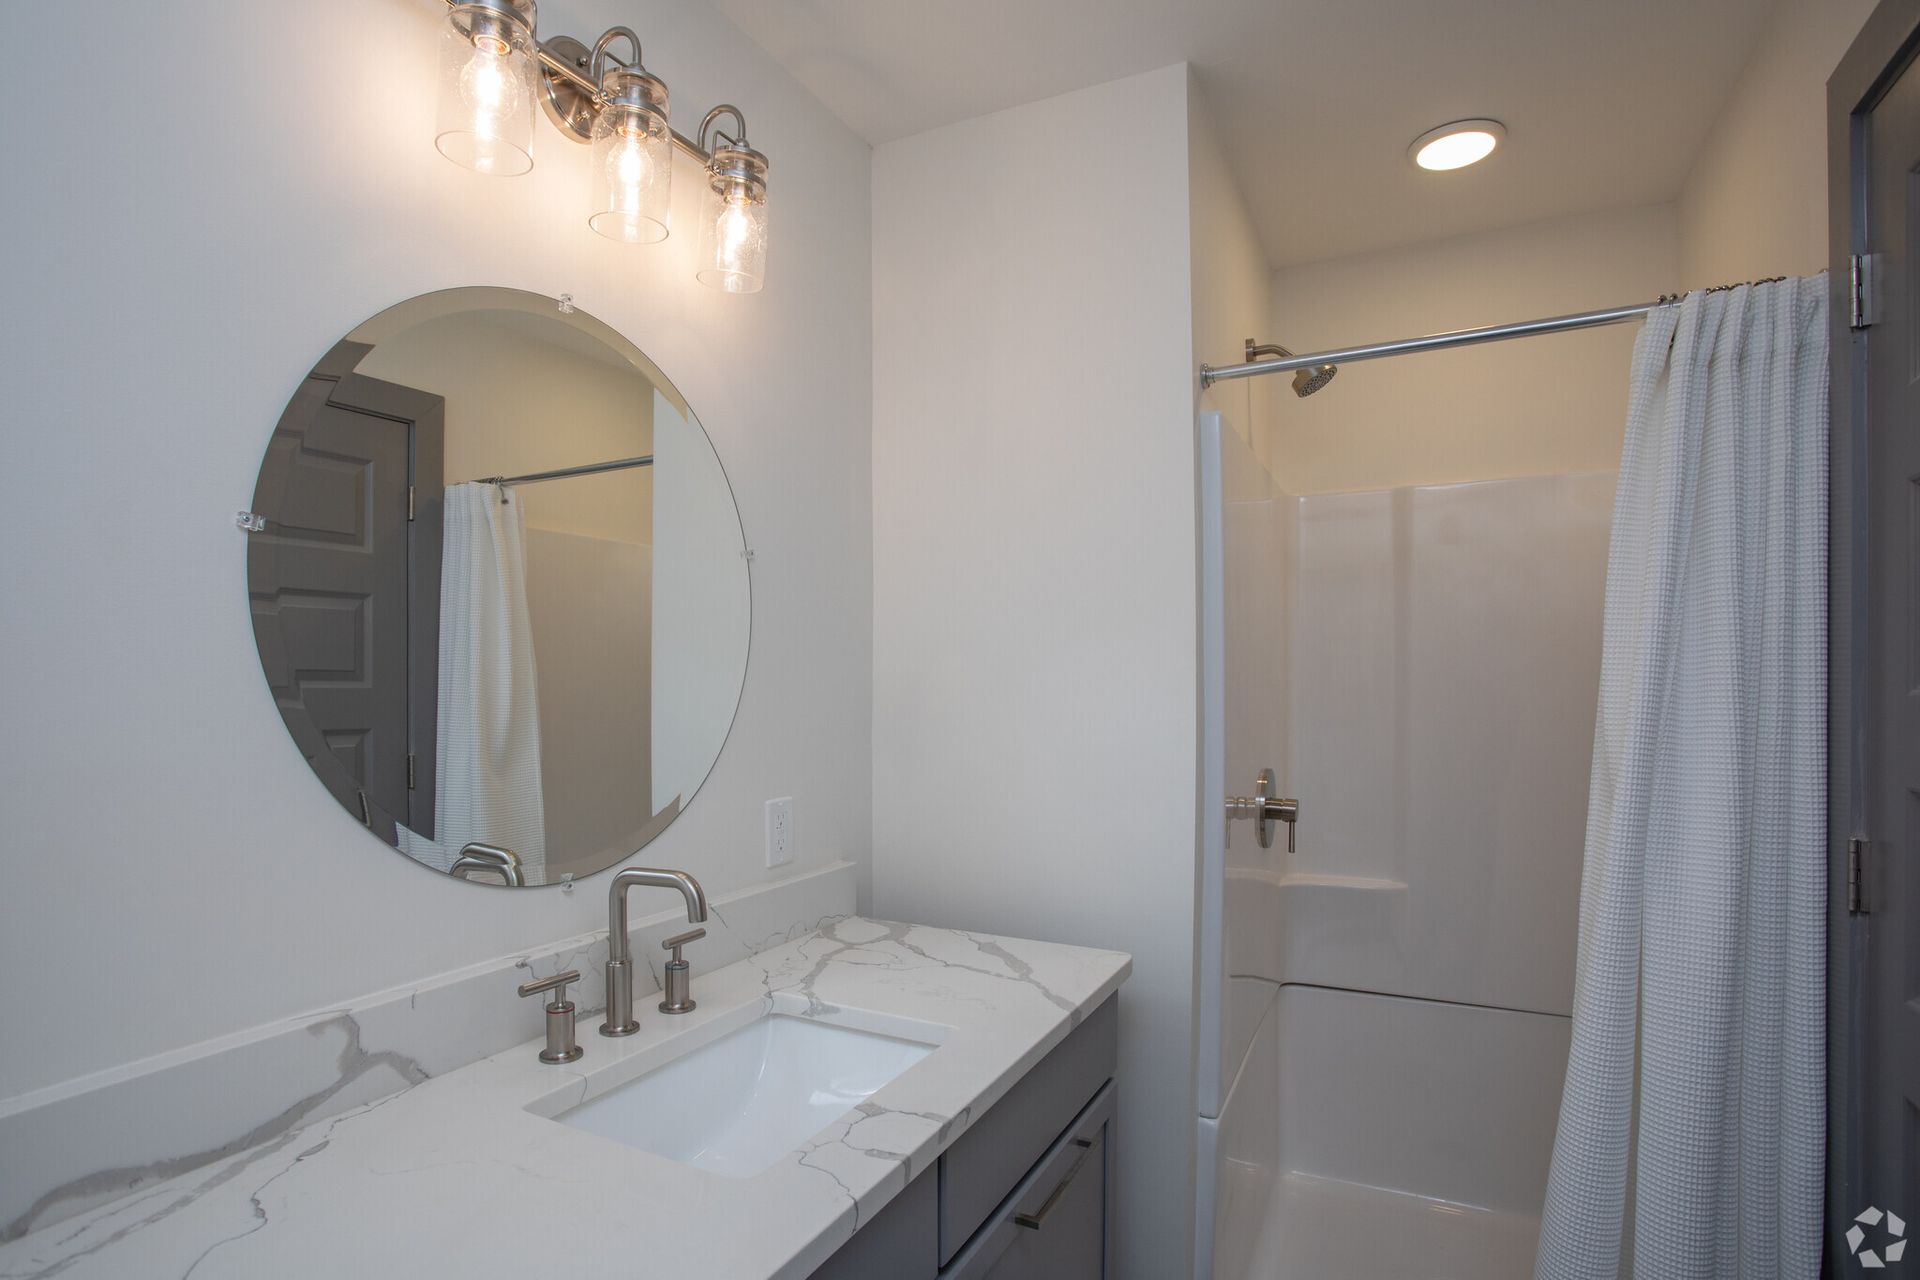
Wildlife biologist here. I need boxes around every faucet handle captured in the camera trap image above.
[661,928,706,962]
[518,970,584,1064]
[1224,769,1299,852]
[518,969,581,1003]
[659,929,705,1016]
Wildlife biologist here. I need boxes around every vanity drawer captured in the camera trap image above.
[938,995,1117,1265]
[941,1079,1115,1280]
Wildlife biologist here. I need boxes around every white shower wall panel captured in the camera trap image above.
[1203,413,1292,1117]
[1285,471,1613,1015]
[1203,978,1280,1280]
[1198,426,1609,1279]
[1222,432,1290,830]
[1276,985,1569,1213]
[1205,980,1566,1280]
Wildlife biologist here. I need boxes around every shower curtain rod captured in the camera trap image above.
[1200,299,1677,386]
[1196,285,1759,386]
[475,455,654,487]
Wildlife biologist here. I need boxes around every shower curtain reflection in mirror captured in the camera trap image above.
[419,482,548,881]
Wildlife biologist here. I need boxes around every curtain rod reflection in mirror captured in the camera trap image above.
[475,454,654,502]
[436,0,770,293]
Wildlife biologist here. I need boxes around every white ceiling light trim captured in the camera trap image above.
[1409,118,1506,171]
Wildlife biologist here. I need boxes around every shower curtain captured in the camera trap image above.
[432,482,547,881]
[1536,276,1828,1280]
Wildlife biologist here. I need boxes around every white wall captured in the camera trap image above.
[1678,0,1876,288]
[0,0,871,1101]
[651,388,752,810]
[1269,202,1678,495]
[355,307,659,545]
[525,527,654,874]
[872,63,1200,1280]
[1190,75,1278,470]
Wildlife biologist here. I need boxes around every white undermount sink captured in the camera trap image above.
[555,1015,935,1176]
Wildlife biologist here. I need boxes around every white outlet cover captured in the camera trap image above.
[765,797,794,867]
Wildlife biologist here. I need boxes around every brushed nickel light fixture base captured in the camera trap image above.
[538,33,598,141]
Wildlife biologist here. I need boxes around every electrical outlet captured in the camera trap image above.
[765,796,794,868]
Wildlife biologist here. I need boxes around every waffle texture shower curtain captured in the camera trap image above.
[432,482,547,881]
[1535,276,1828,1280]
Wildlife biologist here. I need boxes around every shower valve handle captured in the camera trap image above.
[1225,768,1299,852]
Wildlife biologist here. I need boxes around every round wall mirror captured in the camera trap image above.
[246,288,749,887]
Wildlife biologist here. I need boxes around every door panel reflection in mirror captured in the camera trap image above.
[246,288,749,887]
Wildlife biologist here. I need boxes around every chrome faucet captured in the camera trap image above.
[602,867,709,1037]
[1225,768,1300,852]
[450,842,524,886]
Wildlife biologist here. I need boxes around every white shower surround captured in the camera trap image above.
[1198,411,1615,1278]
[1205,981,1571,1280]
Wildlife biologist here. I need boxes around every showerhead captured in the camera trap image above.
[1290,363,1337,397]
[1245,339,1339,398]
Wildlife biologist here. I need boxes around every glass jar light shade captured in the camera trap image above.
[696,164,768,293]
[435,1,538,176]
[590,88,672,243]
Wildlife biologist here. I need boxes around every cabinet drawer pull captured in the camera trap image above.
[1011,1137,1095,1231]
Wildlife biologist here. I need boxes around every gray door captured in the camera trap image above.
[248,340,444,840]
[1832,3,1920,1265]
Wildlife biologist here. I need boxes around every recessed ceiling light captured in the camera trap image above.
[1409,119,1505,171]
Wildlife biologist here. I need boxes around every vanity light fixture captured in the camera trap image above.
[695,108,769,293]
[1409,119,1505,171]
[587,28,672,244]
[435,0,539,175]
[433,0,771,291]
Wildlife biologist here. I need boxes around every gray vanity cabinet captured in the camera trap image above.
[807,995,1118,1280]
[978,1136,1104,1280]
[943,1079,1114,1280]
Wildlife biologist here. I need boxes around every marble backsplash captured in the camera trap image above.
[0,861,856,1243]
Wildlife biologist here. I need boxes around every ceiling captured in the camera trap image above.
[710,0,1780,267]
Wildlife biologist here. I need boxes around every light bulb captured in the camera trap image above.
[691,124,767,291]
[697,183,767,292]
[715,199,753,273]
[589,95,672,243]
[434,3,536,176]
[459,42,522,143]
[609,130,652,198]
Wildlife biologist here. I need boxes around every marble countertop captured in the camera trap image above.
[0,919,1130,1280]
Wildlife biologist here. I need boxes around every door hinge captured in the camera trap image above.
[1849,837,1869,914]
[407,485,416,522]
[1849,253,1874,329]
[407,753,417,790]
